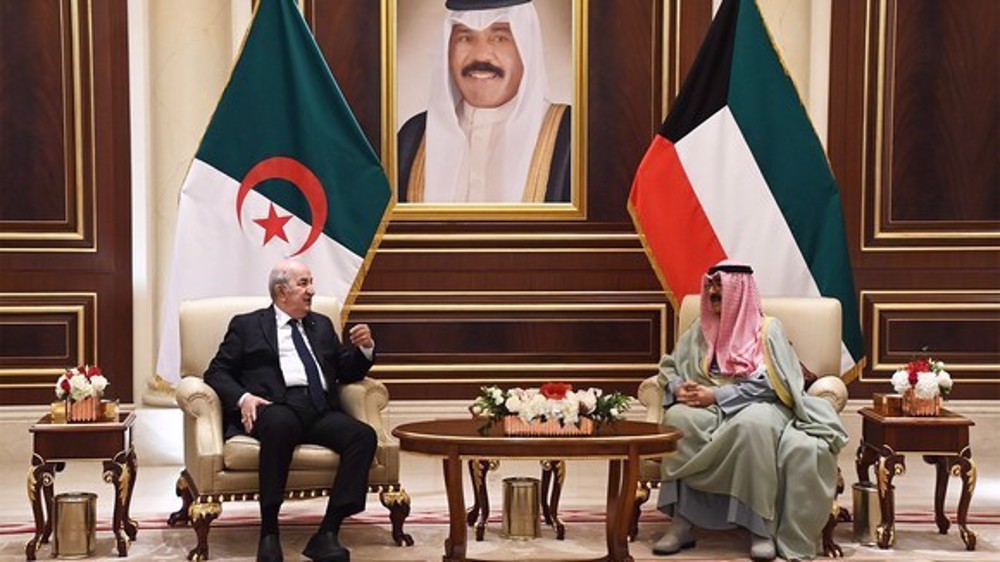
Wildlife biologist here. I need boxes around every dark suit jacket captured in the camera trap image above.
[204,305,373,439]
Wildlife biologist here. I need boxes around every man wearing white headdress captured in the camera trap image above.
[398,0,571,203]
[653,261,848,561]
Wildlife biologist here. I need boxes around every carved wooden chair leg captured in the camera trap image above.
[379,486,415,546]
[834,466,851,522]
[187,500,221,561]
[822,510,843,557]
[629,481,652,541]
[822,467,846,557]
[167,472,194,527]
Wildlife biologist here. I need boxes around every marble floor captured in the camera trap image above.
[0,448,998,561]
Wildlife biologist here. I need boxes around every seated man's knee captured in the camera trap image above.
[664,404,712,430]
[357,423,377,454]
[256,405,301,441]
[735,403,785,428]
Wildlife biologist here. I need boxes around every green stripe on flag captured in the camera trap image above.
[726,0,863,361]
[196,0,389,258]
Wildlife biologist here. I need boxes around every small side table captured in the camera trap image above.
[855,407,975,550]
[26,412,138,560]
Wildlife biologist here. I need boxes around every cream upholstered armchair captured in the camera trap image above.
[166,297,412,561]
[634,295,849,555]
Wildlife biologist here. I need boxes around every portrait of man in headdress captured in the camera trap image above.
[396,0,573,205]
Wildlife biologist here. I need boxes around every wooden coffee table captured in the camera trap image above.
[393,419,681,562]
[25,412,138,560]
[855,407,975,550]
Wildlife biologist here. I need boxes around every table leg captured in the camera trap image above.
[25,454,55,561]
[923,455,951,534]
[855,441,878,484]
[875,446,905,549]
[465,459,493,541]
[123,447,139,540]
[605,460,622,559]
[103,449,134,556]
[40,467,56,545]
[443,452,467,561]
[541,460,566,540]
[953,447,977,550]
[605,456,637,562]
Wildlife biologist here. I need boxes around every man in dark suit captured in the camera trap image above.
[205,259,377,562]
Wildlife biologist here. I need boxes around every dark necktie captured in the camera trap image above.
[289,319,327,411]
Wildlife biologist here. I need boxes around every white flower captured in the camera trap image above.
[891,369,911,393]
[609,408,619,418]
[575,389,597,412]
[914,372,940,399]
[90,375,108,394]
[558,399,581,424]
[937,370,953,391]
[489,387,503,401]
[471,405,482,415]
[505,395,523,412]
[68,373,94,400]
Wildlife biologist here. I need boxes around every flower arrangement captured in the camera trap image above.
[890,358,953,400]
[55,364,109,402]
[470,382,632,429]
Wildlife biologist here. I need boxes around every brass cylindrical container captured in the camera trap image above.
[873,393,903,416]
[53,492,97,558]
[501,477,541,540]
[852,483,883,546]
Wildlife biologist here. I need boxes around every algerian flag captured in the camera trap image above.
[627,0,864,375]
[156,0,391,383]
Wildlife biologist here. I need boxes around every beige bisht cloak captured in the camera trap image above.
[658,317,848,559]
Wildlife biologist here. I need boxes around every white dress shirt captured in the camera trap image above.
[237,309,374,407]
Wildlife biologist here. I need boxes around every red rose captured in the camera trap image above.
[86,365,101,378]
[540,382,573,400]
[60,378,71,392]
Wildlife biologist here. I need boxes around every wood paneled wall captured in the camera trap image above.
[829,0,999,399]
[0,0,132,405]
[0,0,993,405]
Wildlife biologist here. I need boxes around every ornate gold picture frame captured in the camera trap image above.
[382,0,587,221]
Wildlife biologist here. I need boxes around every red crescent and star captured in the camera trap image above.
[235,156,328,257]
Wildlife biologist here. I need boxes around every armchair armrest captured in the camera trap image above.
[340,378,400,485]
[638,375,665,425]
[175,376,225,487]
[340,378,393,443]
[806,375,849,413]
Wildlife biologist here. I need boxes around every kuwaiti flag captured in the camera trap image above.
[156,0,392,383]
[627,0,864,374]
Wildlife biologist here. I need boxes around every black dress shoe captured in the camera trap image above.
[302,530,349,562]
[256,533,283,562]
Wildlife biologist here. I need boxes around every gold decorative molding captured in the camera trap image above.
[862,290,1000,382]
[861,0,998,251]
[1,0,96,252]
[0,292,97,378]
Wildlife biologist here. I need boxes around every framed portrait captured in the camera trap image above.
[383,0,587,220]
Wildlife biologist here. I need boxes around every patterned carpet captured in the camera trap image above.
[2,507,996,561]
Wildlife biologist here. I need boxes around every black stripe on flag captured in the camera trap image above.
[660,0,740,143]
